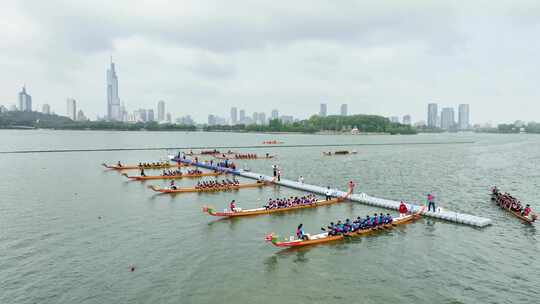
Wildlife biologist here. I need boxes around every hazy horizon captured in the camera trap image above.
[1,0,539,124]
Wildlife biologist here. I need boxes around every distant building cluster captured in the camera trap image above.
[318,103,349,117]
[427,103,470,130]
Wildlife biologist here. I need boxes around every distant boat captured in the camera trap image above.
[323,150,357,156]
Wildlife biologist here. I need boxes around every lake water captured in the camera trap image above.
[0,130,538,304]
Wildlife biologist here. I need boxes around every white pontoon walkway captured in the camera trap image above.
[174,158,492,228]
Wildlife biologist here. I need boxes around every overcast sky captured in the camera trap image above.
[1,0,539,123]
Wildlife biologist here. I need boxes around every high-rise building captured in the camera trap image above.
[271,109,279,120]
[157,100,165,121]
[427,103,438,128]
[77,110,88,121]
[230,107,238,125]
[390,116,399,123]
[42,104,50,114]
[239,109,246,123]
[106,59,121,120]
[319,103,327,117]
[18,86,32,112]
[166,113,172,123]
[147,109,155,122]
[66,98,77,120]
[441,107,455,130]
[252,112,259,125]
[0,105,7,113]
[177,115,194,125]
[402,115,411,125]
[280,115,294,124]
[458,104,470,130]
[258,112,266,125]
[208,114,217,126]
[340,104,348,116]
[138,109,148,122]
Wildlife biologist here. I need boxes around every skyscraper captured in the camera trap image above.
[340,104,348,116]
[147,109,155,122]
[271,109,279,120]
[230,107,238,125]
[239,109,246,123]
[66,98,77,120]
[258,112,266,125]
[157,100,165,121]
[252,112,259,125]
[166,113,172,123]
[42,104,50,115]
[441,107,455,130]
[208,114,217,126]
[18,86,32,112]
[427,103,438,128]
[319,103,327,117]
[77,110,88,121]
[458,104,470,130]
[106,59,121,120]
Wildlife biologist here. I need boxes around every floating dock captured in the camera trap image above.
[173,158,492,228]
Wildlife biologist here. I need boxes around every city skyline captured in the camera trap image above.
[2,2,540,123]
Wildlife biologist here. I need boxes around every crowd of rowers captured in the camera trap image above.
[263,194,317,210]
[324,213,394,236]
[161,169,202,176]
[116,161,170,168]
[492,187,533,217]
[295,201,409,240]
[195,178,240,189]
[221,153,271,159]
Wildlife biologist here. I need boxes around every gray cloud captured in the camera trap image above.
[1,0,539,123]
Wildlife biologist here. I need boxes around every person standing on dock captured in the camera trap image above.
[348,180,355,195]
[272,165,277,177]
[299,176,304,184]
[140,168,146,177]
[427,193,436,212]
[325,187,332,201]
[399,201,408,217]
[277,169,281,182]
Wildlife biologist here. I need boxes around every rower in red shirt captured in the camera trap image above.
[522,204,531,217]
[399,201,408,217]
[229,200,237,212]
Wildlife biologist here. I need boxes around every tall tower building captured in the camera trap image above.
[230,107,238,125]
[66,98,77,120]
[440,107,455,130]
[157,100,165,121]
[106,59,121,120]
[258,112,266,125]
[42,104,51,115]
[458,104,470,130]
[239,109,246,123]
[252,112,259,125]
[319,103,327,117]
[340,104,348,116]
[427,103,438,128]
[271,109,279,120]
[18,86,32,112]
[147,109,155,122]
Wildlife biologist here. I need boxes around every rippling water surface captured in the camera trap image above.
[1,130,538,304]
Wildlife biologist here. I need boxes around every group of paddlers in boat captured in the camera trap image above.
[294,201,409,239]
[161,169,202,176]
[492,187,537,222]
[194,178,240,190]
[218,153,273,159]
[263,194,318,210]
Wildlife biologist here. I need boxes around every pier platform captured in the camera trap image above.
[173,158,492,228]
